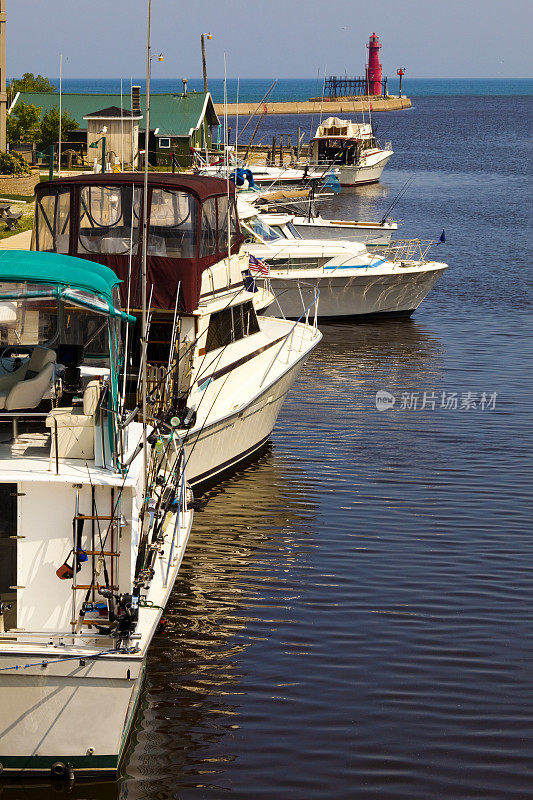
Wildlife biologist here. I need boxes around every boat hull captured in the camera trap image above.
[336,152,393,186]
[264,265,447,320]
[182,346,312,485]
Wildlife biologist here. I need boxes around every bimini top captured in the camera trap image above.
[0,250,133,321]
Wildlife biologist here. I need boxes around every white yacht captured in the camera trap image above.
[31,174,322,485]
[240,208,447,320]
[309,117,393,186]
[0,250,192,777]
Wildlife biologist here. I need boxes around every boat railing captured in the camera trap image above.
[372,238,437,263]
[259,282,319,388]
[0,628,116,648]
[0,412,59,474]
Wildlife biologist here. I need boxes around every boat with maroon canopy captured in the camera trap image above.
[32,173,321,484]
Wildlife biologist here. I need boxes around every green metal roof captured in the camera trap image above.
[0,250,120,302]
[12,91,220,138]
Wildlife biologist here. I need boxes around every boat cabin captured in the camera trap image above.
[311,117,377,166]
[0,251,134,463]
[32,173,242,315]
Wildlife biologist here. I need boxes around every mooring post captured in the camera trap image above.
[271,135,276,166]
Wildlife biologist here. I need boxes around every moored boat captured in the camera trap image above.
[240,208,447,320]
[0,251,192,777]
[31,174,322,485]
[308,116,393,186]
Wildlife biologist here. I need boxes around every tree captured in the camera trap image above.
[7,100,42,144]
[0,151,31,176]
[38,106,80,150]
[9,72,56,103]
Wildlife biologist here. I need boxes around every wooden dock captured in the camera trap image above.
[214,96,411,116]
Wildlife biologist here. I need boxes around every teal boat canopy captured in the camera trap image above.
[0,250,135,323]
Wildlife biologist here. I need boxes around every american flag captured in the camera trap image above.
[248,254,269,275]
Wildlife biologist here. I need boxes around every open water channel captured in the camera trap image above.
[5,94,532,800]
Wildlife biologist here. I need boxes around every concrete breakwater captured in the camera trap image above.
[214,96,411,116]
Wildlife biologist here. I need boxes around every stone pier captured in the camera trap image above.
[214,96,411,116]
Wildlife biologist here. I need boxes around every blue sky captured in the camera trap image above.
[7,0,533,80]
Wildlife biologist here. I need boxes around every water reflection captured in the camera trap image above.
[311,318,444,396]
[121,450,319,797]
[321,182,393,222]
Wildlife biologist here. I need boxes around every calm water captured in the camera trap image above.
[6,95,533,799]
[57,77,533,100]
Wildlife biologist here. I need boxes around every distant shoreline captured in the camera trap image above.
[18,77,532,102]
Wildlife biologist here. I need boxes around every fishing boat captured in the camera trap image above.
[309,116,393,186]
[240,207,447,320]
[31,173,322,485]
[0,250,192,777]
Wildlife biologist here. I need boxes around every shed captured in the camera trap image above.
[84,106,142,169]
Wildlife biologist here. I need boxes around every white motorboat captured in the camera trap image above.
[198,161,337,186]
[308,117,393,186]
[290,214,397,245]
[236,188,398,246]
[0,251,192,777]
[32,173,322,486]
[240,209,447,320]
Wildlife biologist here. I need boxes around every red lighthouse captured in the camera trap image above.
[366,32,383,96]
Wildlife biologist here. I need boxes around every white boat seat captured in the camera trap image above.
[0,345,56,391]
[46,380,101,460]
[0,346,57,410]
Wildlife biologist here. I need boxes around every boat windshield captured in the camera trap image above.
[0,283,116,364]
[249,218,282,242]
[0,284,57,346]
[32,188,71,253]
[79,185,142,256]
[286,221,302,239]
[148,189,198,258]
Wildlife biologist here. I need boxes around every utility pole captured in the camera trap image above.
[201,32,212,93]
[0,0,7,151]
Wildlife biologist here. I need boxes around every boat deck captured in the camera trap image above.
[0,420,138,485]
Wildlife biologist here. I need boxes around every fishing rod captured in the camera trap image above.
[379,175,414,224]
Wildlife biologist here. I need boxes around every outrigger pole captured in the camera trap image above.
[141,0,152,493]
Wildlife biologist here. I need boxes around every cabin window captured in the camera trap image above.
[78,185,141,255]
[148,189,198,258]
[32,188,71,253]
[159,138,171,148]
[200,198,217,256]
[205,300,260,353]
